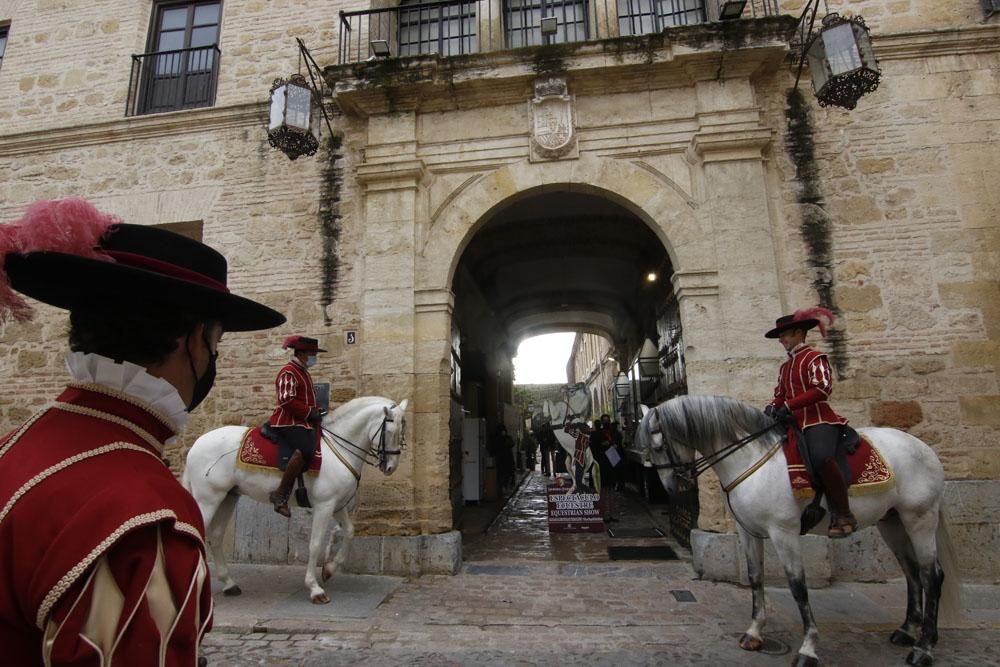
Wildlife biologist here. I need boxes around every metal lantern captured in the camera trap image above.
[267,74,321,160]
[806,13,881,110]
[637,338,660,380]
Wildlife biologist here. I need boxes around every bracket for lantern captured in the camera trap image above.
[793,2,881,110]
[267,38,337,160]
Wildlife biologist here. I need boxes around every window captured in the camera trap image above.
[505,0,589,48]
[131,2,221,115]
[398,0,478,57]
[0,24,8,72]
[618,0,704,37]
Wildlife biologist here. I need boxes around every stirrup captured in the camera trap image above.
[828,513,857,539]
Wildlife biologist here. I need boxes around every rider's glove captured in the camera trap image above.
[773,405,794,426]
[763,404,776,418]
[308,408,323,424]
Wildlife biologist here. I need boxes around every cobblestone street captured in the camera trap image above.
[202,473,1000,666]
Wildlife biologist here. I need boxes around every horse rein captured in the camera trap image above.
[648,409,783,490]
[320,405,404,474]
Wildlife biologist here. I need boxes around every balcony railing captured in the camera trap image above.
[126,45,221,117]
[338,0,780,65]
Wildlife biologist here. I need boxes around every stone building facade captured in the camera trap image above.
[0,0,997,579]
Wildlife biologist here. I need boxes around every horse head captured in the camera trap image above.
[378,399,408,475]
[637,401,690,497]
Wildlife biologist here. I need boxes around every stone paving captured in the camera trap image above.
[202,472,1000,666]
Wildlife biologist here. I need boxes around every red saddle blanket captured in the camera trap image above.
[236,426,322,475]
[784,430,894,499]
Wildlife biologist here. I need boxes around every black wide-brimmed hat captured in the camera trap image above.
[1,198,285,332]
[283,335,327,353]
[764,307,835,339]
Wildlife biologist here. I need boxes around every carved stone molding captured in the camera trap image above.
[671,269,720,301]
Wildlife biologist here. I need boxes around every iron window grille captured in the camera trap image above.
[618,0,704,37]
[399,0,479,57]
[504,0,590,48]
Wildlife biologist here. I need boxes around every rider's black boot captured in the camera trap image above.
[818,459,856,538]
[270,450,305,518]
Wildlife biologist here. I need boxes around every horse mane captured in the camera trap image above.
[643,395,779,454]
[329,395,398,419]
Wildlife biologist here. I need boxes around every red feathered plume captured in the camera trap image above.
[794,306,836,338]
[0,198,119,323]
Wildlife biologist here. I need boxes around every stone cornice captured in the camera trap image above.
[0,102,267,158]
[329,18,797,117]
[414,288,455,314]
[356,159,428,190]
[672,269,720,299]
[689,127,773,163]
[874,24,1000,61]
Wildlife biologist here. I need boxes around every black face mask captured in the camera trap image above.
[186,331,218,412]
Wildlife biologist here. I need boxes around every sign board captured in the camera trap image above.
[547,476,604,533]
[346,331,357,345]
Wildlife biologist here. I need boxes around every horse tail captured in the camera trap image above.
[935,507,963,626]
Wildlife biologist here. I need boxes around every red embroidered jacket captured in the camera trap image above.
[769,343,848,429]
[269,357,317,428]
[0,385,212,666]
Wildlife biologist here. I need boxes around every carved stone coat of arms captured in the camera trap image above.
[530,76,578,161]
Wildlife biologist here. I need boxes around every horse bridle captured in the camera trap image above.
[321,405,405,473]
[646,408,781,484]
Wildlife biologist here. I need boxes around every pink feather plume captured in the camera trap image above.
[0,198,120,324]
[794,306,836,338]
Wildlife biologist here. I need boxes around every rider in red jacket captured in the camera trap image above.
[765,307,856,538]
[268,335,325,517]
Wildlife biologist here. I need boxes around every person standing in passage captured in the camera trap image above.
[765,307,856,538]
[0,198,285,666]
[536,423,553,475]
[268,335,326,517]
[491,424,516,492]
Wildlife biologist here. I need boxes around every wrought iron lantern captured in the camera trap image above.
[802,12,881,110]
[637,339,660,380]
[267,38,336,161]
[613,372,632,400]
[267,74,320,160]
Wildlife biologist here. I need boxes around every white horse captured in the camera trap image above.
[637,395,959,667]
[183,396,408,604]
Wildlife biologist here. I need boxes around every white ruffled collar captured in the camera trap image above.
[65,351,190,442]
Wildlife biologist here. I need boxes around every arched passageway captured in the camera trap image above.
[448,188,692,558]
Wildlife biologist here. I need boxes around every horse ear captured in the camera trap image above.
[398,399,409,413]
[639,404,650,418]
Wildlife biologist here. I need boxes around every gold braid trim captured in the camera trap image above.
[324,433,361,481]
[35,509,183,630]
[1,442,161,526]
[722,442,784,494]
[51,401,165,454]
[67,382,176,434]
[0,404,56,461]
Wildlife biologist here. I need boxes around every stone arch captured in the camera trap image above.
[416,153,715,292]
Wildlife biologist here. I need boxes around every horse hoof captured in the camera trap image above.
[890,629,916,646]
[311,592,330,604]
[906,648,933,667]
[222,585,242,596]
[739,634,763,651]
[791,654,819,667]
